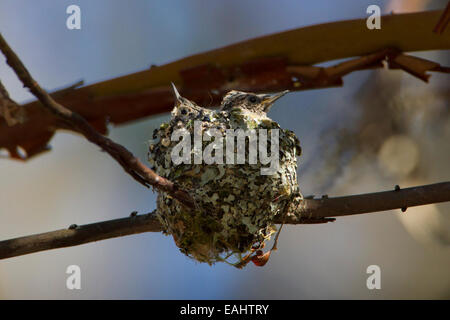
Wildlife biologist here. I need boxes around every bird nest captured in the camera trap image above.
[148,90,301,266]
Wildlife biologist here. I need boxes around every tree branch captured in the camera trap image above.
[433,1,450,34]
[1,10,449,160]
[284,182,450,223]
[0,79,24,127]
[1,182,448,260]
[0,211,161,260]
[0,32,194,208]
[1,12,449,262]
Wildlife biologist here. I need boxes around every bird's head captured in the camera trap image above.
[220,90,289,114]
[170,83,203,121]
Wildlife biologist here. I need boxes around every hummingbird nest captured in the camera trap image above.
[148,86,302,266]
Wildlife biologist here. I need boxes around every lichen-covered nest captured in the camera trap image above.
[148,104,301,265]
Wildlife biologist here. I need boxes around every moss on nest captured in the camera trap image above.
[148,104,301,265]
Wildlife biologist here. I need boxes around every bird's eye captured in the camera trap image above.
[180,108,187,115]
[248,96,257,103]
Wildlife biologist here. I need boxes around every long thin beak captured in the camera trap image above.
[261,90,289,112]
[171,82,183,106]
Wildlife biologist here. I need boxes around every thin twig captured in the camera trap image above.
[0,32,194,208]
[1,182,448,260]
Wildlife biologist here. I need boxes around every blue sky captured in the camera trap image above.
[1,0,449,299]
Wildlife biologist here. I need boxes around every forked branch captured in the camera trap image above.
[1,10,449,160]
[0,14,449,262]
[0,33,194,208]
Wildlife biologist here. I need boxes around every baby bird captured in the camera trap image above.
[170,83,204,122]
[221,90,289,114]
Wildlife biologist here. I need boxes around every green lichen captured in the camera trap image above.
[148,105,302,265]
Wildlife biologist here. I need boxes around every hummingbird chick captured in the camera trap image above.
[221,90,289,114]
[148,84,302,267]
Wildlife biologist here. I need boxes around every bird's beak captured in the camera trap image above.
[260,90,289,112]
[171,82,183,106]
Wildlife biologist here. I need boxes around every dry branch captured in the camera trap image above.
[0,10,449,262]
[0,79,24,127]
[0,182,448,260]
[0,33,194,208]
[433,1,450,34]
[0,212,161,260]
[1,10,449,160]
[285,182,450,223]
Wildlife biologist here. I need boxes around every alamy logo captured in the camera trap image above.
[66,265,81,290]
[366,5,381,29]
[66,5,81,30]
[170,121,280,175]
[366,265,381,290]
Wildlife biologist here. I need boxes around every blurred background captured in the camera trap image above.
[0,0,449,299]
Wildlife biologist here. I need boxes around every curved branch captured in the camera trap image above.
[0,33,194,208]
[1,182,448,260]
[1,10,449,160]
